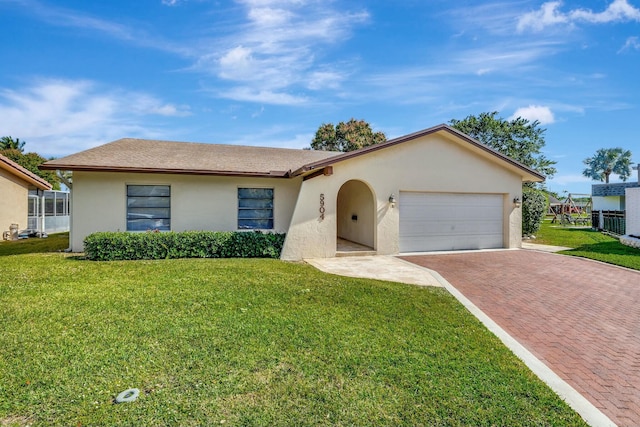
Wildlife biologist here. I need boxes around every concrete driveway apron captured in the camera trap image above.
[401,250,640,427]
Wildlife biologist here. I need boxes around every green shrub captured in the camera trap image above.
[83,230,286,261]
[522,188,547,236]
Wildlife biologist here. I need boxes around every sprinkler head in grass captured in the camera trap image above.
[115,388,140,403]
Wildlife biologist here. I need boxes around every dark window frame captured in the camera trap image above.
[237,187,274,230]
[126,185,171,231]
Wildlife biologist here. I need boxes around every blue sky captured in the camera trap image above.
[1,0,639,195]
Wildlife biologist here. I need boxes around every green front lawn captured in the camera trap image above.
[0,252,586,426]
[0,232,69,256]
[534,221,640,270]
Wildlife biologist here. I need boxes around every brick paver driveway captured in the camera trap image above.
[401,250,640,427]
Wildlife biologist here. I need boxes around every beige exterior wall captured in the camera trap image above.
[0,168,30,233]
[70,171,302,252]
[337,180,375,248]
[281,132,524,260]
[70,131,528,258]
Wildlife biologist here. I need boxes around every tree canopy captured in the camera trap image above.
[0,136,26,152]
[582,147,633,183]
[0,138,60,190]
[449,112,557,180]
[310,119,386,152]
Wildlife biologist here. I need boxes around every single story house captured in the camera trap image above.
[592,164,640,211]
[1,153,52,237]
[42,124,544,260]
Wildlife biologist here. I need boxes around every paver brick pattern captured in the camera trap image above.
[401,250,640,427]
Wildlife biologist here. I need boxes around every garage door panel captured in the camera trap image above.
[399,192,504,252]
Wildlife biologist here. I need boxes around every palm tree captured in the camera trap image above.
[582,147,633,183]
[0,136,26,152]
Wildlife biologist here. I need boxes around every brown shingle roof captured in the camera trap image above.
[42,138,341,177]
[0,154,52,190]
[42,125,545,182]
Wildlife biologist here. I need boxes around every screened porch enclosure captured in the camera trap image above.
[28,189,70,234]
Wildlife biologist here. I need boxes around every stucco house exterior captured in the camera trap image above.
[626,187,640,237]
[1,153,52,236]
[42,124,544,260]
[591,164,640,211]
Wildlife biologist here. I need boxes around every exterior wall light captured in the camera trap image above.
[513,197,522,208]
[389,194,396,207]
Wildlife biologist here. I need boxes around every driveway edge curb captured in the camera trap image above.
[421,266,618,427]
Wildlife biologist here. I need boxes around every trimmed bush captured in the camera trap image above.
[83,230,286,261]
[522,188,547,236]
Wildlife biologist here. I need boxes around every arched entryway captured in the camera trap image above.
[336,180,375,251]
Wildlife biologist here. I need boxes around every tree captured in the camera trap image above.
[56,169,73,189]
[449,112,557,180]
[0,136,26,152]
[0,142,61,190]
[582,147,633,183]
[310,118,386,152]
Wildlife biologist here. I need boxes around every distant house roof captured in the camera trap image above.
[548,195,562,205]
[592,182,639,197]
[0,154,52,190]
[42,124,545,182]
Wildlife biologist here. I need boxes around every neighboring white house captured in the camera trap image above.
[592,164,640,211]
[1,153,52,237]
[42,124,544,260]
[592,182,639,211]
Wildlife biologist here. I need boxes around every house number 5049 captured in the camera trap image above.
[319,193,325,220]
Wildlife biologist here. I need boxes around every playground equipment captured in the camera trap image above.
[549,193,592,226]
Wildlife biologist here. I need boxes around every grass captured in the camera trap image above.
[533,220,640,270]
[0,247,587,425]
[0,232,69,256]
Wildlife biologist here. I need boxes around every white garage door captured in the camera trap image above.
[399,192,504,252]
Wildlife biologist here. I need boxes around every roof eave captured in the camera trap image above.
[0,156,52,190]
[40,163,292,178]
[292,124,546,182]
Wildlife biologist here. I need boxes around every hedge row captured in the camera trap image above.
[522,187,547,237]
[83,230,286,261]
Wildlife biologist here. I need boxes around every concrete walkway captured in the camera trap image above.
[305,247,636,427]
[305,255,442,287]
[521,241,573,252]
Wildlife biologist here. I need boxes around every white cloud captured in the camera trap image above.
[509,105,555,124]
[197,0,369,104]
[307,70,345,90]
[517,1,569,32]
[7,0,192,55]
[218,87,308,105]
[0,79,190,157]
[6,0,367,106]
[570,0,640,23]
[619,36,640,52]
[518,0,640,32]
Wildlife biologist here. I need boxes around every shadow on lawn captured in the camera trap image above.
[560,240,640,271]
[0,233,69,257]
[570,240,636,254]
